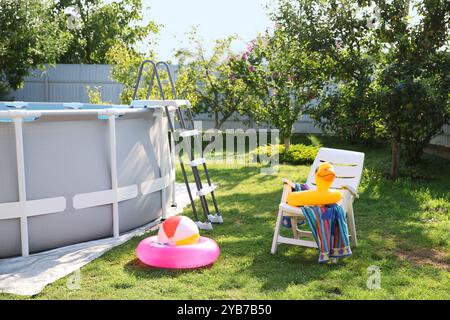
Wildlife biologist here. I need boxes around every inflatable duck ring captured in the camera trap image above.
[287,162,342,206]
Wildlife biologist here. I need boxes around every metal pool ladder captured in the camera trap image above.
[132,60,222,230]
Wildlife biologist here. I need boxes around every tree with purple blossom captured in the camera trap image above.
[229,23,324,151]
[174,29,263,129]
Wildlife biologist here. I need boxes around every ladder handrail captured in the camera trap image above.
[133,60,154,100]
[145,62,188,129]
[134,60,222,227]
[155,61,178,100]
[144,61,178,100]
[133,60,164,101]
[146,63,165,100]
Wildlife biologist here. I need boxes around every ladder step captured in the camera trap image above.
[179,129,199,138]
[196,221,213,230]
[197,185,216,197]
[208,214,223,224]
[190,158,206,167]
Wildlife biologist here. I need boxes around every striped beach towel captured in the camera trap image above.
[301,204,352,263]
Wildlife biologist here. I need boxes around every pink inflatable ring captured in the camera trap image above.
[136,236,220,269]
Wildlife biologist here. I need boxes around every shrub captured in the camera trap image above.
[252,143,320,165]
[86,86,105,104]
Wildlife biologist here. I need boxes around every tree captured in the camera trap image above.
[56,0,158,64]
[230,7,325,151]
[175,31,263,129]
[105,42,153,104]
[301,0,382,144]
[371,0,449,178]
[273,0,449,178]
[0,0,71,95]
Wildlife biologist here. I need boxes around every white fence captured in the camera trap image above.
[192,113,322,133]
[9,64,322,133]
[11,64,123,104]
[8,64,449,145]
[430,125,450,148]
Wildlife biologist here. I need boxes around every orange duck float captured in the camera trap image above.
[287,162,342,206]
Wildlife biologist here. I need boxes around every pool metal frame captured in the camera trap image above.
[0,101,185,257]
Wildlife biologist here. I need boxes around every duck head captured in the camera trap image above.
[314,162,336,191]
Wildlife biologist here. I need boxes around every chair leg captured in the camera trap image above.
[290,218,299,239]
[271,209,284,254]
[347,202,358,247]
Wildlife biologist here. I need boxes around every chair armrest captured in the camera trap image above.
[341,184,359,198]
[281,179,295,204]
[282,178,296,189]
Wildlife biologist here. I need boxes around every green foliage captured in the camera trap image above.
[86,86,106,104]
[105,42,152,104]
[175,30,263,129]
[0,0,71,91]
[252,143,321,165]
[281,143,321,164]
[374,76,449,164]
[286,0,383,143]
[229,5,326,149]
[274,0,450,177]
[311,82,382,143]
[371,0,450,167]
[56,0,159,64]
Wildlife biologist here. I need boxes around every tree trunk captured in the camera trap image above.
[214,111,219,129]
[390,134,401,179]
[284,137,291,152]
[215,110,234,130]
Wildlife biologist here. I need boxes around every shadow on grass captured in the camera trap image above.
[177,165,266,193]
[358,158,449,249]
[123,258,216,279]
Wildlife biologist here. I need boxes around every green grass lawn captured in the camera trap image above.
[1,135,449,299]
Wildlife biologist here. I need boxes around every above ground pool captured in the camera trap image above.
[0,101,176,258]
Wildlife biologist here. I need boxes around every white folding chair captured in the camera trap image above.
[271,147,365,254]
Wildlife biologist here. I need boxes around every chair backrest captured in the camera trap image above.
[306,147,365,191]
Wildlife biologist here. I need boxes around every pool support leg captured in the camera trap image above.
[108,114,120,238]
[14,118,29,257]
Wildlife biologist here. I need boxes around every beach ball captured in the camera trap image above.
[157,216,200,246]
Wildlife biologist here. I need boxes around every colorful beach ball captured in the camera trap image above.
[157,216,200,246]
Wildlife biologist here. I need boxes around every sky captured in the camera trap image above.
[141,0,273,61]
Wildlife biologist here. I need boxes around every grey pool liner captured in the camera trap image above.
[0,104,175,258]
